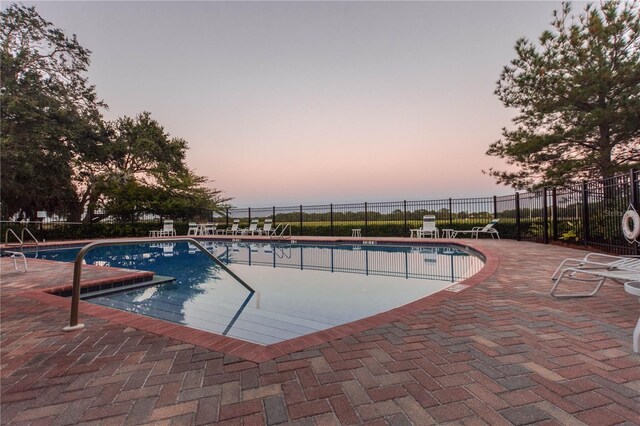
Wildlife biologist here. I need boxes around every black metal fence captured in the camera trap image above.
[2,170,639,254]
[222,170,639,254]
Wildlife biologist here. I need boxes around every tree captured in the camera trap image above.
[1,4,229,222]
[486,1,640,190]
[97,112,230,221]
[1,3,106,219]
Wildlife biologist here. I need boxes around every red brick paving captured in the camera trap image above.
[1,238,639,425]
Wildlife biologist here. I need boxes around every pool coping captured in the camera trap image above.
[16,237,499,363]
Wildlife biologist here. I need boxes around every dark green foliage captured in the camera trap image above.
[487,1,640,189]
[1,4,105,218]
[1,4,229,222]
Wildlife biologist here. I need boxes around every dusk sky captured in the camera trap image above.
[24,1,586,207]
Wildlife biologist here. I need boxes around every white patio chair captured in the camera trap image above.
[204,223,217,235]
[451,219,500,239]
[550,253,640,298]
[150,220,176,237]
[260,218,276,236]
[160,220,176,237]
[241,219,260,235]
[187,222,198,236]
[225,219,240,235]
[416,215,439,238]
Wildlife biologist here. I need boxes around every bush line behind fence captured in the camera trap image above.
[2,170,639,255]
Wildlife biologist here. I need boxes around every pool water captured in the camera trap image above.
[34,241,484,345]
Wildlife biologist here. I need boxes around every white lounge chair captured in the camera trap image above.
[451,219,500,239]
[416,215,439,238]
[550,253,640,298]
[240,219,260,235]
[150,220,176,237]
[551,253,640,281]
[225,219,240,235]
[260,218,276,236]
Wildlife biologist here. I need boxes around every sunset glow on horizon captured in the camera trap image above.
[23,1,585,207]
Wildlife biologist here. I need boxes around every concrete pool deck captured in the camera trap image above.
[1,238,639,425]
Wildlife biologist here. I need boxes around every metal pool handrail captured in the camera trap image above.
[270,223,291,240]
[63,237,254,332]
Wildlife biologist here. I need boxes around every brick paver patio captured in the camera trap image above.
[1,238,639,425]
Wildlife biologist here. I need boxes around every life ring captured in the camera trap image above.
[622,209,640,241]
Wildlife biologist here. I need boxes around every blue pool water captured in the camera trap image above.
[33,241,484,345]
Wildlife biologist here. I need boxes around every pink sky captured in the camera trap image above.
[27,1,582,207]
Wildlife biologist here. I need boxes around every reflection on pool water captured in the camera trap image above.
[35,241,484,345]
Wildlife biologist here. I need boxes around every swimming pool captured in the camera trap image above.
[34,241,484,345]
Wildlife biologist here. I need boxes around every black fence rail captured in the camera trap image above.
[2,170,638,255]
[220,170,639,254]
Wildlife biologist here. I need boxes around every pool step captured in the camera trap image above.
[80,275,175,300]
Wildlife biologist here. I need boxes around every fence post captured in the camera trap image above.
[542,188,549,244]
[582,181,590,246]
[631,169,638,255]
[330,204,334,236]
[273,206,276,226]
[248,207,251,225]
[491,196,496,220]
[403,200,407,237]
[299,205,303,236]
[225,209,229,229]
[448,198,453,225]
[631,169,638,207]
[364,202,368,237]
[552,187,558,241]
[515,192,521,241]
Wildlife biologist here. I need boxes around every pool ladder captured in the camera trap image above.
[3,228,38,270]
[4,251,28,272]
[270,223,292,240]
[5,227,39,251]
